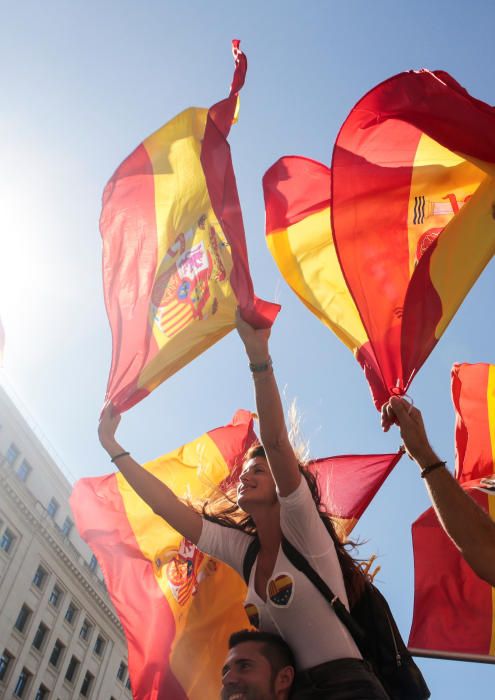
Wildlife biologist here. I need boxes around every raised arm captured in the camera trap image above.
[382,396,495,586]
[236,310,300,496]
[98,405,202,544]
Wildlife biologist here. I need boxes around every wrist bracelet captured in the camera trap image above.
[249,356,272,373]
[420,460,446,479]
[111,451,130,463]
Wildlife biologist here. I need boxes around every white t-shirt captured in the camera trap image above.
[197,476,362,670]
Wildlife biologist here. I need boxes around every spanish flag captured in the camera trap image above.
[409,363,495,662]
[102,41,278,413]
[71,410,257,700]
[264,72,495,409]
[332,70,495,408]
[72,419,402,698]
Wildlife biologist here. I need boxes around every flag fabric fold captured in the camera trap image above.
[102,41,279,412]
[409,362,495,661]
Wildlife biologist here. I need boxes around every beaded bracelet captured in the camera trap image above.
[111,451,130,463]
[420,460,446,479]
[249,357,273,373]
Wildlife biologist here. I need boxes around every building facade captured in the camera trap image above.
[0,385,133,699]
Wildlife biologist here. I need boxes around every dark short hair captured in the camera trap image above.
[228,629,295,674]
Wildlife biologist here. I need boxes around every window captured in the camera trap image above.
[64,601,78,625]
[49,640,65,668]
[34,685,49,700]
[6,443,19,466]
[14,668,31,697]
[49,584,63,608]
[126,676,132,690]
[79,618,92,642]
[117,661,127,682]
[64,655,79,683]
[89,554,97,572]
[47,498,59,518]
[80,670,94,697]
[14,604,31,633]
[0,649,14,682]
[93,635,105,657]
[32,565,48,589]
[0,528,15,553]
[32,622,49,651]
[16,459,31,482]
[61,517,73,537]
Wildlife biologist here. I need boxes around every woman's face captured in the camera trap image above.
[237,456,277,511]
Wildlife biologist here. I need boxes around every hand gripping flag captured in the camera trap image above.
[102,41,279,412]
[409,363,495,662]
[72,422,401,699]
[265,72,495,410]
[331,71,495,408]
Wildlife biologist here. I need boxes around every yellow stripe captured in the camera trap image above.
[488,493,495,656]
[267,208,368,352]
[429,175,495,339]
[487,366,495,471]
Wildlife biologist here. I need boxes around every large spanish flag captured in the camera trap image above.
[72,422,402,698]
[409,481,495,662]
[331,70,495,408]
[102,41,278,412]
[452,362,495,484]
[71,410,257,700]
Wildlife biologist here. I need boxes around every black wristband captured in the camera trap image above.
[420,460,446,479]
[111,451,130,463]
[249,357,273,373]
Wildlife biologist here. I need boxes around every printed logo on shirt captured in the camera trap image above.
[244,603,260,628]
[268,573,294,607]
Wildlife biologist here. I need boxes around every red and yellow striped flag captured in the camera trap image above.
[331,70,495,408]
[452,362,495,484]
[71,410,257,700]
[409,362,495,662]
[102,41,278,412]
[264,72,495,409]
[71,415,402,698]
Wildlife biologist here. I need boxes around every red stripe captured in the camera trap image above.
[101,142,158,412]
[200,44,279,330]
[452,363,493,483]
[410,487,493,655]
[263,156,331,233]
[71,476,188,700]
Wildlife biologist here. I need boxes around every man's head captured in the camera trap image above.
[221,630,295,700]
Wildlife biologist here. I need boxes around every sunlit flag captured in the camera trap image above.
[72,417,401,699]
[264,72,495,409]
[102,41,278,413]
[409,362,495,663]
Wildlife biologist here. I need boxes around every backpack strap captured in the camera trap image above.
[281,536,367,648]
[243,537,260,584]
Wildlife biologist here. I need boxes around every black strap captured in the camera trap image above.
[242,535,366,648]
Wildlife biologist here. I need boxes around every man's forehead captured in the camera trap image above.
[227,641,265,662]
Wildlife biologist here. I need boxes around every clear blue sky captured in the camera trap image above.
[1,1,494,696]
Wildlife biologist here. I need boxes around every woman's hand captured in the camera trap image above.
[236,308,271,363]
[381,397,438,467]
[98,403,121,454]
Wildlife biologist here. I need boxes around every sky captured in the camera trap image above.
[1,0,495,696]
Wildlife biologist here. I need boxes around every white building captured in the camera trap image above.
[0,384,133,699]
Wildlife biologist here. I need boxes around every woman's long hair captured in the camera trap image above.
[198,443,367,607]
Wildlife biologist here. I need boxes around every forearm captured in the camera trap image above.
[417,453,495,583]
[100,438,202,543]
